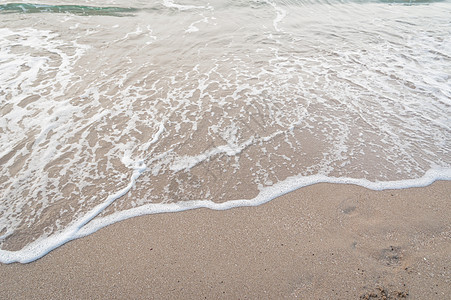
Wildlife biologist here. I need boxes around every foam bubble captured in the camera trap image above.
[162,0,212,11]
[1,167,449,264]
[0,0,450,263]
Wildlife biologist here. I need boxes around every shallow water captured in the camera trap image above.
[0,0,450,262]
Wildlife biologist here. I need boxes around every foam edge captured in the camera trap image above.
[1,167,450,264]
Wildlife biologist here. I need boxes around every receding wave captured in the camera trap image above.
[0,3,139,16]
[0,0,450,263]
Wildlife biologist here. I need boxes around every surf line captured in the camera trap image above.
[2,166,450,263]
[267,0,287,32]
[0,123,165,264]
[0,161,146,264]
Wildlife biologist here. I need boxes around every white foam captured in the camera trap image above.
[267,0,287,32]
[1,167,449,264]
[0,166,145,264]
[162,0,210,11]
[1,0,450,264]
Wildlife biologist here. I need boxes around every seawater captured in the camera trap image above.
[0,0,450,263]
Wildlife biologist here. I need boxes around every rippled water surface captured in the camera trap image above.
[0,0,450,262]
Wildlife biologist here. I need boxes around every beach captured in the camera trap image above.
[1,181,449,299]
[1,0,451,297]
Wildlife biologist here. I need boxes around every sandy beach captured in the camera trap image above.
[1,181,449,299]
[1,1,451,299]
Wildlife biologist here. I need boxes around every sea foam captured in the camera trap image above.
[1,0,450,263]
[1,168,449,264]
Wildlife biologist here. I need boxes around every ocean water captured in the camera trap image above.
[0,0,450,263]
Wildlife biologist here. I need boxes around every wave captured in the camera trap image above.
[0,3,139,16]
[0,0,450,263]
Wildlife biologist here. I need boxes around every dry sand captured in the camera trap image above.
[1,181,450,299]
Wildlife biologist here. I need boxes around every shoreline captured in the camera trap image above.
[1,181,450,298]
[2,169,449,263]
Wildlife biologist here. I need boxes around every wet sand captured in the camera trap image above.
[1,181,450,299]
